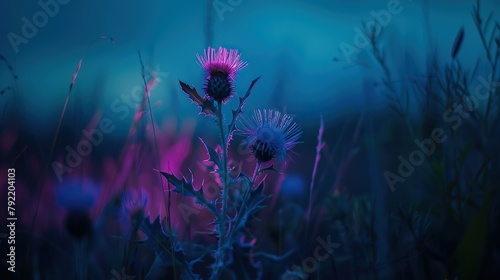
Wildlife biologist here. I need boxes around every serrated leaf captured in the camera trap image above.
[138,216,180,264]
[160,171,219,216]
[138,216,201,279]
[179,80,216,115]
[234,182,270,232]
[227,77,260,135]
[199,137,222,169]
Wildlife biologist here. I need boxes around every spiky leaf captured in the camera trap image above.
[233,181,270,232]
[199,137,222,169]
[160,171,219,216]
[179,80,216,116]
[138,216,201,279]
[227,77,260,135]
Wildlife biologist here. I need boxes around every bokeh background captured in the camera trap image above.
[1,0,500,279]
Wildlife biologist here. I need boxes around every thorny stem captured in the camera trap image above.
[222,162,261,268]
[218,101,229,240]
[212,101,229,280]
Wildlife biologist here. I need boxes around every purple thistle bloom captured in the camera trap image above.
[239,109,302,163]
[56,181,98,239]
[196,46,248,103]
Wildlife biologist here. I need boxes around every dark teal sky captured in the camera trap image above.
[1,0,498,135]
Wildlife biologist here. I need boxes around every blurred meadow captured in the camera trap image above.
[1,0,500,279]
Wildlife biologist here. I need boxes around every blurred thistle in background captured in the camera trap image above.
[0,0,500,279]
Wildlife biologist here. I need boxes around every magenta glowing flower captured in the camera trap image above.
[238,109,302,163]
[196,46,248,103]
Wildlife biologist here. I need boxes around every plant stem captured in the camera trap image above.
[251,162,261,185]
[221,162,260,273]
[218,101,228,240]
[212,101,229,280]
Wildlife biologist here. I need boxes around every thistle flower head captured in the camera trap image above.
[239,109,302,163]
[196,46,248,103]
[56,181,97,239]
[123,188,149,216]
[64,210,93,240]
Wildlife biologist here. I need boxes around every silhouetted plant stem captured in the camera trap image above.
[278,208,283,256]
[31,35,113,233]
[138,52,178,279]
[367,26,414,139]
[218,101,228,239]
[222,162,260,264]
[212,101,229,280]
[398,204,453,276]
[306,116,324,239]
[251,162,261,184]
[0,55,21,123]
[472,0,499,136]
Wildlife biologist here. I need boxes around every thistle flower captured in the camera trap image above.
[64,210,93,240]
[56,181,98,239]
[122,188,149,219]
[196,46,248,103]
[239,109,302,163]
